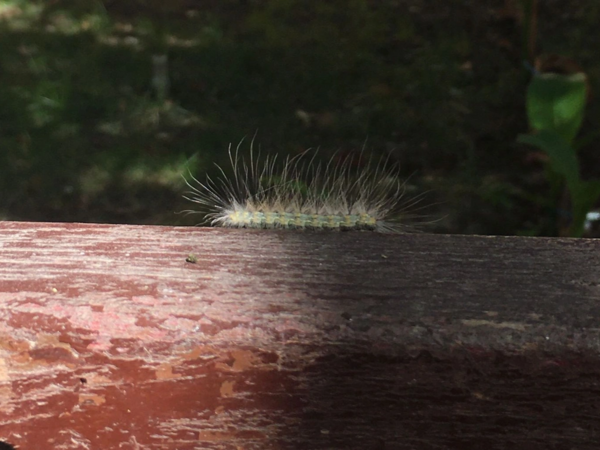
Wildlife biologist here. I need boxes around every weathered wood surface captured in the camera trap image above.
[1,221,600,449]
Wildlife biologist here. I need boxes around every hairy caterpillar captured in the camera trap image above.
[183,142,427,233]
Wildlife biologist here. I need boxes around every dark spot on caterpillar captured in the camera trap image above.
[0,442,17,450]
[80,377,87,385]
[186,254,198,263]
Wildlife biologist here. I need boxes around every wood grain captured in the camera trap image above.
[0,221,599,449]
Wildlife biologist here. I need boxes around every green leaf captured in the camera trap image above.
[526,72,587,144]
[517,130,580,188]
[518,131,600,237]
[570,180,600,237]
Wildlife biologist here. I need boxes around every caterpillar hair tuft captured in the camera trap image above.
[183,141,428,233]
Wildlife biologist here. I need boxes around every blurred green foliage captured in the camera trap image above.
[519,71,600,236]
[526,73,586,144]
[0,0,599,235]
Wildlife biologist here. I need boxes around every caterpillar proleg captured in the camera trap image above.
[184,142,427,233]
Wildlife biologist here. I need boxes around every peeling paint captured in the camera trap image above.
[0,223,600,449]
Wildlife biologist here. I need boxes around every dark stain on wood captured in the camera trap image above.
[0,222,599,448]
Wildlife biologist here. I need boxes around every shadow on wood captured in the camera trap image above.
[0,222,599,449]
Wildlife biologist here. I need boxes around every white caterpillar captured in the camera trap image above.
[184,142,426,233]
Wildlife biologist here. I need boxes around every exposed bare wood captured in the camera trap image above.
[0,222,599,449]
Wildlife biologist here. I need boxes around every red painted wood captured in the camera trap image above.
[0,222,599,449]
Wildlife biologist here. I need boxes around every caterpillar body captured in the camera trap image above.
[184,142,426,233]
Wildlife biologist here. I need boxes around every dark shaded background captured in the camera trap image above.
[0,0,597,235]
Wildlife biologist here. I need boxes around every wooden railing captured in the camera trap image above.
[0,221,599,449]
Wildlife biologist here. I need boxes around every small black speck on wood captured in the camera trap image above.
[0,221,599,449]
